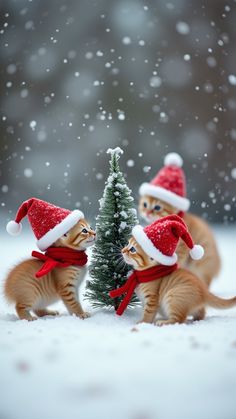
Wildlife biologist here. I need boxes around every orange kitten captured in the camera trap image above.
[138,152,221,287]
[139,196,220,287]
[4,219,96,321]
[121,237,235,326]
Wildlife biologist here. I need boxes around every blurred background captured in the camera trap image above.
[0,0,236,226]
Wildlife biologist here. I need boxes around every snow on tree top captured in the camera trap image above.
[106,147,124,156]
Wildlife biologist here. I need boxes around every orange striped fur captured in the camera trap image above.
[4,219,96,321]
[138,196,221,287]
[122,237,235,326]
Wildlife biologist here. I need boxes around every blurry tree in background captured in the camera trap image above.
[0,0,236,225]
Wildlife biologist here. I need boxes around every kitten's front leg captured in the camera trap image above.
[16,303,37,321]
[60,289,90,319]
[137,287,159,324]
[59,283,89,319]
[57,267,90,319]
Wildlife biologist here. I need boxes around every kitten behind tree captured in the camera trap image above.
[4,198,95,321]
[138,152,221,287]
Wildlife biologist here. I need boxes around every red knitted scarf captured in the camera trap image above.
[32,247,88,279]
[109,263,178,316]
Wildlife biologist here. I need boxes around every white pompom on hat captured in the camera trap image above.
[6,220,22,236]
[164,152,183,168]
[189,244,205,260]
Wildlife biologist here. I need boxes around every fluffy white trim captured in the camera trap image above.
[139,183,190,211]
[132,225,178,266]
[37,210,84,251]
[189,244,204,260]
[164,152,183,167]
[6,220,22,236]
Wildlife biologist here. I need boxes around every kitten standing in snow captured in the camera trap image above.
[4,198,96,321]
[138,153,221,287]
[110,216,236,325]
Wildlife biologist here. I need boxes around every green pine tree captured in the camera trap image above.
[85,147,138,310]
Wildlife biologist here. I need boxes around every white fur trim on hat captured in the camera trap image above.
[164,152,183,168]
[6,220,22,236]
[139,183,190,211]
[132,225,178,266]
[189,244,204,260]
[37,210,84,251]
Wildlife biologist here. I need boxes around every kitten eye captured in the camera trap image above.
[129,246,136,253]
[150,257,154,261]
[63,232,69,237]
[82,228,88,234]
[154,204,161,211]
[143,202,148,208]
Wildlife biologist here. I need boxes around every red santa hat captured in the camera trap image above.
[132,214,204,266]
[6,198,84,251]
[139,152,190,212]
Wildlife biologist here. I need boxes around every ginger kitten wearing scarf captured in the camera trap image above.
[110,215,235,325]
[138,153,220,287]
[4,198,96,321]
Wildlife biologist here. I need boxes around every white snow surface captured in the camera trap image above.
[1,226,236,419]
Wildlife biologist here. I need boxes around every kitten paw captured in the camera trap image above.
[155,320,165,327]
[27,316,37,322]
[76,311,91,319]
[48,310,59,316]
[155,319,176,327]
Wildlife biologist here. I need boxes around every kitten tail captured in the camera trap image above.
[206,291,236,309]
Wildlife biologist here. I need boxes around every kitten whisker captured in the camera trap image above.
[112,244,123,252]
[111,250,123,258]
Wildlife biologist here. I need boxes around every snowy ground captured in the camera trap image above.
[0,227,236,419]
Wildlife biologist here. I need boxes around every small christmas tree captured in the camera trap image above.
[85,147,138,310]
